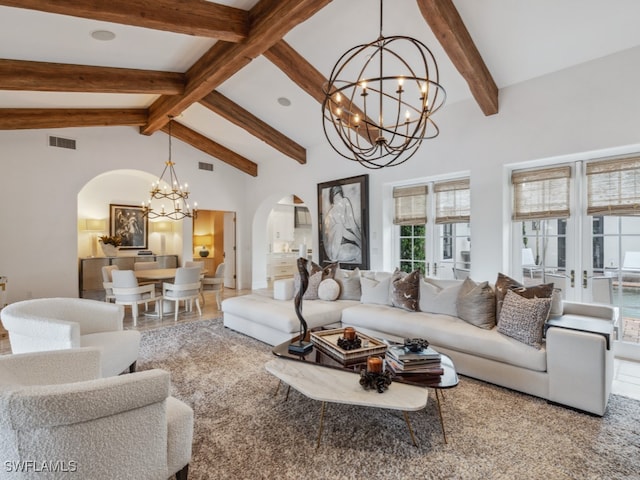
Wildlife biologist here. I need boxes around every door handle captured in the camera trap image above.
[570,270,575,288]
[583,270,588,289]
[433,263,438,276]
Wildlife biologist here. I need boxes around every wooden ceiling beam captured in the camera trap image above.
[141,0,332,135]
[162,121,258,177]
[200,91,306,164]
[0,108,147,130]
[416,0,498,116]
[264,40,377,143]
[0,0,249,42]
[0,59,184,94]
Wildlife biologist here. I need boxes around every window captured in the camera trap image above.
[395,178,470,278]
[399,225,426,274]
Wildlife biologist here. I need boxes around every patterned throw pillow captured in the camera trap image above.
[494,273,554,321]
[497,289,552,349]
[391,270,420,312]
[302,271,323,300]
[456,277,496,329]
[335,268,361,300]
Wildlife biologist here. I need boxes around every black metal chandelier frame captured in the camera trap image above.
[322,0,446,169]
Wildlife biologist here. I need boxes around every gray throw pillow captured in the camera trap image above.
[360,275,392,305]
[456,277,496,329]
[419,278,463,316]
[498,290,552,349]
[336,268,361,300]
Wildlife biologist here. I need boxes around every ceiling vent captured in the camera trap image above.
[49,136,76,150]
[198,161,214,172]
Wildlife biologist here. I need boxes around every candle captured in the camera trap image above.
[367,356,383,373]
[343,327,356,341]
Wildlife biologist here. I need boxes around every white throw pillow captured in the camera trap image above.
[419,278,463,316]
[360,276,392,305]
[318,278,340,301]
[335,268,361,300]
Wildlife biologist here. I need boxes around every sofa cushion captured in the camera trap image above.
[391,270,420,311]
[419,278,463,317]
[341,304,546,372]
[456,277,496,329]
[222,293,358,334]
[335,268,361,300]
[495,273,554,320]
[497,290,552,349]
[318,279,340,301]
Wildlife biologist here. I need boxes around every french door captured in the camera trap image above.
[516,159,640,359]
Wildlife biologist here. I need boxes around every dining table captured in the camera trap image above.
[133,267,207,316]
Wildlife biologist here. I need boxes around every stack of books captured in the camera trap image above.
[385,345,444,378]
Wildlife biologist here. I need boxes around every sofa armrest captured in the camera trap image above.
[1,313,80,350]
[0,348,102,386]
[546,327,613,415]
[71,301,125,335]
[561,300,617,321]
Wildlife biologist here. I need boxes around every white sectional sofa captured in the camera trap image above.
[222,272,618,416]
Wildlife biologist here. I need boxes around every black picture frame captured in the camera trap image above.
[317,174,369,270]
[109,204,148,249]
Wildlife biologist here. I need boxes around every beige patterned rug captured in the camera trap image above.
[138,318,640,480]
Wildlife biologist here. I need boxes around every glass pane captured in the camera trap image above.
[400,225,412,237]
[400,238,412,260]
[414,224,426,236]
[413,237,425,260]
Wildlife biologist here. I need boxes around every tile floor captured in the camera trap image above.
[2,287,640,403]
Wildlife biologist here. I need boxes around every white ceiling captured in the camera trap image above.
[2,0,640,170]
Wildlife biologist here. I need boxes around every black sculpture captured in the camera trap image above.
[288,257,313,354]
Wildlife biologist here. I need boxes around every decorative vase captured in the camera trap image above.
[100,241,119,257]
[199,247,209,258]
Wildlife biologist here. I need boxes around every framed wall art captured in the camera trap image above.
[317,174,369,270]
[109,204,148,249]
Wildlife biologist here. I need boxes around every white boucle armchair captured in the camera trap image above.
[0,348,194,480]
[0,297,140,377]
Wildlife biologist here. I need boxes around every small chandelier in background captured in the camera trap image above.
[142,118,197,220]
[322,0,446,169]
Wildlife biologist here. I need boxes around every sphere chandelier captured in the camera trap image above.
[322,0,446,169]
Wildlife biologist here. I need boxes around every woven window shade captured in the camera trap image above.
[434,178,470,224]
[512,166,571,221]
[586,156,640,216]
[393,185,428,225]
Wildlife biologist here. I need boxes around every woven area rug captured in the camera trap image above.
[138,319,640,480]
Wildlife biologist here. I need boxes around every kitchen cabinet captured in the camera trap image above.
[267,253,297,280]
[271,204,295,242]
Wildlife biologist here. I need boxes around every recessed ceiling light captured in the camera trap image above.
[277,97,292,107]
[91,30,116,41]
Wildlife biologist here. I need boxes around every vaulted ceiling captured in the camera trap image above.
[1,0,640,177]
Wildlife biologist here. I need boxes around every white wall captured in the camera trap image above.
[2,46,640,301]
[0,126,247,302]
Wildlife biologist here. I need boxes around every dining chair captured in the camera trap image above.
[184,261,206,305]
[202,262,225,310]
[111,270,163,326]
[162,267,202,322]
[101,264,119,303]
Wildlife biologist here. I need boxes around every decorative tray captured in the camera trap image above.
[310,328,387,366]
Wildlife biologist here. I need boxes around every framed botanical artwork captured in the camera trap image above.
[317,174,369,270]
[109,204,148,249]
